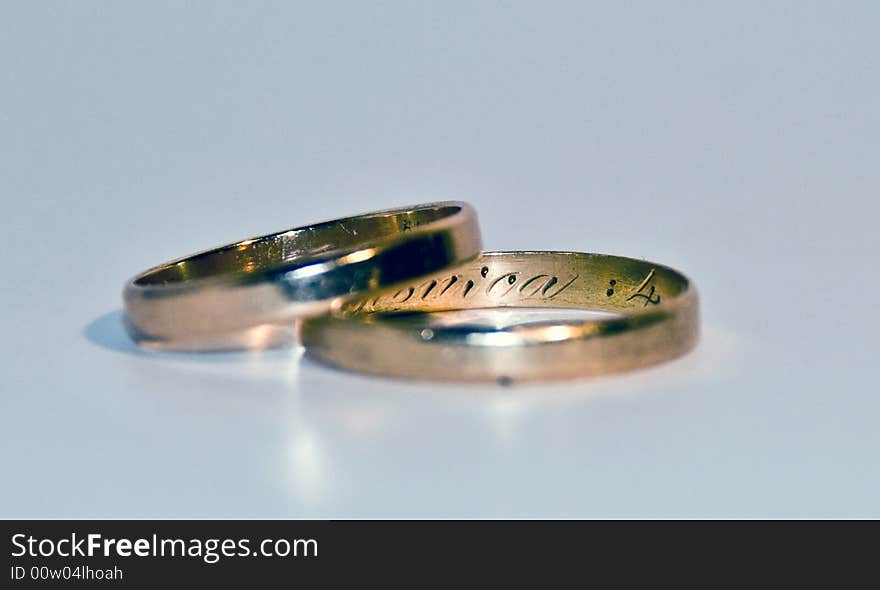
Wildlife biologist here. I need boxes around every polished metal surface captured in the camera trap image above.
[301,251,699,382]
[123,202,482,350]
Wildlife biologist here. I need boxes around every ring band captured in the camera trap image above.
[123,202,482,350]
[300,251,699,382]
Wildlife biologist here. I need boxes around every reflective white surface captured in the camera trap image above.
[2,2,878,517]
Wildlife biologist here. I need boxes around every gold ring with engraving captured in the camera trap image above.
[300,251,699,382]
[123,202,482,350]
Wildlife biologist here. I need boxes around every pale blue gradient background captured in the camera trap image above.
[1,1,877,517]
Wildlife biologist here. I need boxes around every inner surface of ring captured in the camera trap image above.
[339,252,690,316]
[134,204,461,286]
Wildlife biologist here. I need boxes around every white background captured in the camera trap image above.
[2,2,877,517]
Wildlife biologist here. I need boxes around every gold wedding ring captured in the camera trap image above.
[123,202,482,350]
[300,252,699,382]
[122,201,700,383]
